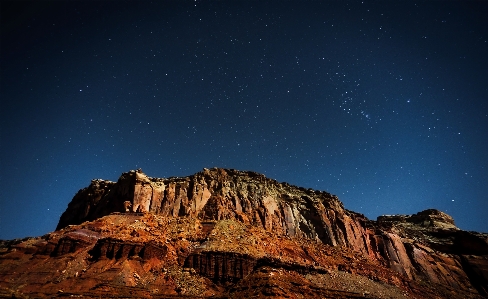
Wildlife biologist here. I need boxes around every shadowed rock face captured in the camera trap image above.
[184,252,257,282]
[1,168,487,298]
[88,237,168,261]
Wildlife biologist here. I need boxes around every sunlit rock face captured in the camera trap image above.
[1,168,487,298]
[57,168,370,251]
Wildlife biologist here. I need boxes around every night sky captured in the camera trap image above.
[1,1,487,240]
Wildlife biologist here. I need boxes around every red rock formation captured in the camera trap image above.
[184,251,257,282]
[1,168,487,298]
[88,237,167,261]
[57,168,371,252]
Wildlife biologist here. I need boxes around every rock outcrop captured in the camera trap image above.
[1,168,487,298]
[88,237,168,261]
[57,168,370,252]
[184,251,257,282]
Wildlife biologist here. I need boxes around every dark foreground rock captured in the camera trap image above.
[1,168,487,298]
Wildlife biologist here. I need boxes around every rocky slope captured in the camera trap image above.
[1,168,487,298]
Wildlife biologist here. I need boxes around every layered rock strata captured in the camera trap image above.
[57,168,369,251]
[1,168,487,298]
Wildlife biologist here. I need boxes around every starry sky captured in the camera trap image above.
[1,1,487,240]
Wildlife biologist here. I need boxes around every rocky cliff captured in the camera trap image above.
[1,168,487,298]
[57,168,368,250]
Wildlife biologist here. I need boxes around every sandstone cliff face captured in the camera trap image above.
[57,168,369,252]
[1,168,487,298]
[372,210,488,296]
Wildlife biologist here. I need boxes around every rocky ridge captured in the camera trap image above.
[1,168,487,298]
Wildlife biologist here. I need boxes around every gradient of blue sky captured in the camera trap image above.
[1,1,487,240]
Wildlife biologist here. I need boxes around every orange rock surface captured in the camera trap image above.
[1,168,487,298]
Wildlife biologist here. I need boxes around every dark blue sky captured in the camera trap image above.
[1,1,487,240]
